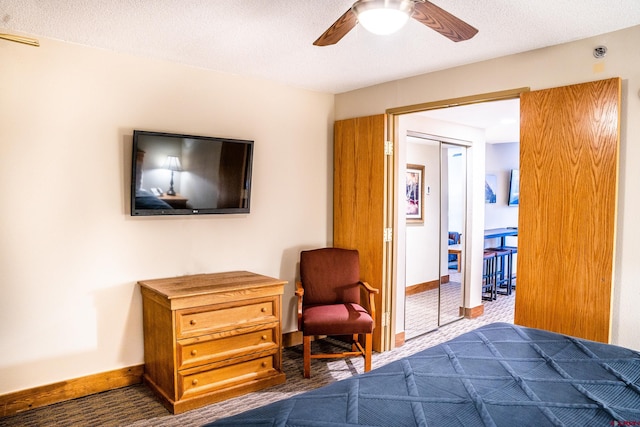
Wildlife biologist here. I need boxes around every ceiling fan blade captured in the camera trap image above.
[412,1,478,42]
[313,8,358,46]
[0,33,40,47]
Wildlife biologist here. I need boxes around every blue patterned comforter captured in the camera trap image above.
[205,323,640,426]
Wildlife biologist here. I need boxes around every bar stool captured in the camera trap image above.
[499,245,517,289]
[482,250,497,301]
[486,247,513,295]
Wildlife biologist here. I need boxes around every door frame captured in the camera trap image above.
[385,87,529,349]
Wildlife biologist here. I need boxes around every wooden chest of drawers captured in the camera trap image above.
[139,271,287,414]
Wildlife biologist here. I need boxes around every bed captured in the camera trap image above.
[134,188,173,209]
[205,322,640,426]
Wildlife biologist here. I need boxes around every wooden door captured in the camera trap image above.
[334,114,390,352]
[515,78,620,343]
[218,142,250,208]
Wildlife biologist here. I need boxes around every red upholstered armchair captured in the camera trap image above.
[295,247,379,378]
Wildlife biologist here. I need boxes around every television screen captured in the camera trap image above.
[131,130,253,216]
[508,169,519,206]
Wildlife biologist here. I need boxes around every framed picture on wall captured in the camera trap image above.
[485,174,497,204]
[406,164,424,223]
[508,169,520,206]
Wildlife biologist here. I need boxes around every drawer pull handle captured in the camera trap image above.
[261,307,267,312]
[262,335,267,340]
[261,362,267,368]
[190,320,197,326]
[191,350,197,356]
[192,379,198,386]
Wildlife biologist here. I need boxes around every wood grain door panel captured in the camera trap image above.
[515,78,620,343]
[334,114,387,351]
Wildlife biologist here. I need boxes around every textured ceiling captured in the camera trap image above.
[2,1,640,94]
[418,98,521,143]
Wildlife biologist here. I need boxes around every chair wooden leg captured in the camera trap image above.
[352,334,358,352]
[364,333,372,372]
[303,335,311,378]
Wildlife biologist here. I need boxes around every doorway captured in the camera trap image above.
[335,81,615,351]
[392,93,522,346]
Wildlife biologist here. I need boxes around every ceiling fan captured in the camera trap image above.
[314,0,478,46]
[0,33,40,47]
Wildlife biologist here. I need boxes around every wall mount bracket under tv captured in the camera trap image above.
[131,130,254,216]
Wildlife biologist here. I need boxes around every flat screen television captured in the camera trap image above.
[131,130,253,216]
[508,168,519,206]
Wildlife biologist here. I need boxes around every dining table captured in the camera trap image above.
[448,244,462,272]
[484,227,518,247]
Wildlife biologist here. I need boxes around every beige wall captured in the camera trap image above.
[0,38,334,394]
[337,25,640,351]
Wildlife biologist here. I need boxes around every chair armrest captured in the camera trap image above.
[358,281,379,323]
[295,281,304,331]
[359,280,379,295]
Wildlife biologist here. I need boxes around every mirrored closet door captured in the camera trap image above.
[404,136,467,340]
[439,142,466,326]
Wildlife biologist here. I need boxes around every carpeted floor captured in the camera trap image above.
[404,270,465,339]
[0,292,514,427]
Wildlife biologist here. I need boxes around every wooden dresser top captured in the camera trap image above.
[138,271,286,301]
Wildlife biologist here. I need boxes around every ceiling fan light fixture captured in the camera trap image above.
[352,0,414,36]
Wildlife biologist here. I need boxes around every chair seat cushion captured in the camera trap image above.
[302,303,373,336]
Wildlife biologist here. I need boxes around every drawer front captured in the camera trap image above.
[177,327,277,369]
[177,299,276,338]
[179,354,276,399]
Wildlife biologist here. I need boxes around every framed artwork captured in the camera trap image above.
[485,174,497,204]
[406,164,424,223]
[508,169,520,206]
